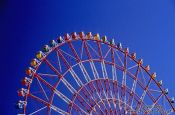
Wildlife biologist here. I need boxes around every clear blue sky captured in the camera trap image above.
[0,0,175,114]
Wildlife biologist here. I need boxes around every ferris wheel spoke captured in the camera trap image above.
[34,73,70,103]
[127,64,138,70]
[140,68,147,86]
[28,106,47,115]
[44,59,62,79]
[86,41,100,58]
[104,47,111,59]
[114,49,124,67]
[38,73,58,78]
[80,41,85,60]
[56,50,62,72]
[59,49,77,61]
[36,77,49,101]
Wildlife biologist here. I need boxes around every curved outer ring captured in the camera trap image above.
[23,37,175,114]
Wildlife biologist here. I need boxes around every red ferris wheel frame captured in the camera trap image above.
[17,32,175,115]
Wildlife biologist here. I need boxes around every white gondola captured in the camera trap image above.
[57,36,64,43]
[145,65,150,71]
[109,39,115,45]
[170,97,174,103]
[164,88,169,94]
[125,47,129,54]
[50,40,57,47]
[16,100,27,109]
[117,43,122,49]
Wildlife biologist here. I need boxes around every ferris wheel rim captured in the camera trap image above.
[19,32,175,114]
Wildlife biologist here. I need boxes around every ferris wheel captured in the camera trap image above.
[16,32,175,115]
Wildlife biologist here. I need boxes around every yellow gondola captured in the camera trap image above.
[36,51,43,59]
[94,33,100,40]
[30,59,37,67]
